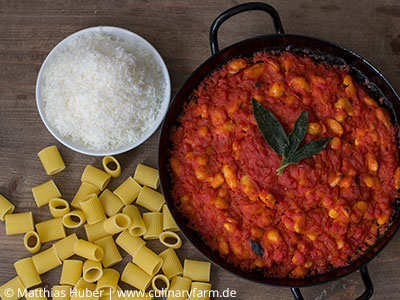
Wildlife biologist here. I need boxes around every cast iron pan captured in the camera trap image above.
[158,3,400,300]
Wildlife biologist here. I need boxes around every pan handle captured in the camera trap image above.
[209,2,285,55]
[290,265,373,300]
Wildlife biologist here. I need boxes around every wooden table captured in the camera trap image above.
[1,0,399,299]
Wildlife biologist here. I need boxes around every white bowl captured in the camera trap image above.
[36,26,171,156]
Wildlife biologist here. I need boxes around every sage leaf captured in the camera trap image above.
[286,110,308,157]
[252,98,289,155]
[285,137,333,164]
[250,239,264,257]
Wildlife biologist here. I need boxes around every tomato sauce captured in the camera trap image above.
[169,52,399,277]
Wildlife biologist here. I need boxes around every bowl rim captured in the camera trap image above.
[35,25,171,156]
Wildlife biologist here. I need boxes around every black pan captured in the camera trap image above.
[158,3,400,300]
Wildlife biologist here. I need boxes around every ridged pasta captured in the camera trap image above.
[143,212,163,240]
[36,217,66,243]
[75,277,96,290]
[62,210,86,229]
[163,204,179,232]
[151,274,170,294]
[102,156,121,178]
[115,231,145,258]
[83,260,103,283]
[132,245,163,276]
[71,182,100,209]
[84,220,109,242]
[121,263,152,291]
[99,286,124,300]
[183,259,211,282]
[190,282,212,300]
[25,287,48,300]
[0,276,25,300]
[94,236,122,268]
[99,189,124,217]
[167,276,192,300]
[159,231,182,249]
[80,194,106,225]
[136,186,165,212]
[113,177,141,205]
[14,257,41,288]
[32,246,62,275]
[37,145,65,175]
[32,179,61,207]
[52,285,72,300]
[5,212,34,235]
[60,260,83,286]
[81,165,111,191]
[70,287,99,300]
[74,239,104,262]
[159,248,183,279]
[0,194,15,221]
[24,231,41,253]
[103,213,131,235]
[53,233,79,261]
[96,268,120,295]
[49,198,70,218]
[122,205,146,236]
[124,291,154,300]
[133,164,160,189]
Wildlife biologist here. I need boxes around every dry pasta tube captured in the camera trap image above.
[5,212,34,235]
[81,165,111,191]
[80,193,106,225]
[49,198,70,218]
[190,282,212,300]
[99,286,123,300]
[159,248,183,279]
[151,274,170,295]
[124,292,154,300]
[14,257,41,288]
[84,220,109,242]
[136,186,165,212]
[71,182,100,209]
[25,287,48,300]
[113,177,141,205]
[134,164,160,189]
[122,205,146,236]
[121,263,152,291]
[0,276,25,300]
[102,156,121,178]
[143,212,163,240]
[163,204,179,232]
[32,179,61,207]
[32,246,62,275]
[74,239,104,262]
[38,145,65,175]
[96,268,120,296]
[83,260,103,283]
[132,246,163,276]
[94,236,122,268]
[0,194,15,221]
[24,231,41,253]
[159,231,182,249]
[60,260,83,286]
[52,285,72,300]
[62,210,86,228]
[103,213,131,235]
[183,259,211,282]
[115,231,145,258]
[75,277,96,290]
[70,287,99,300]
[36,217,66,243]
[99,189,124,217]
[53,233,78,261]
[167,276,192,300]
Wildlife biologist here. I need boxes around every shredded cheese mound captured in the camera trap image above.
[40,30,166,151]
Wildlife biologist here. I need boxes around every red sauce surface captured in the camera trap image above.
[169,52,399,277]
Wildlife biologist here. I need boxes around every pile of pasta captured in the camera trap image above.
[0,145,212,300]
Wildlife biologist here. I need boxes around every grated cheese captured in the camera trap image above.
[40,30,166,151]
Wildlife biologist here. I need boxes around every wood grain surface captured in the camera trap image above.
[0,0,399,299]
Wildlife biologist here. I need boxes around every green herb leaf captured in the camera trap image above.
[284,137,333,164]
[286,110,308,157]
[252,98,289,155]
